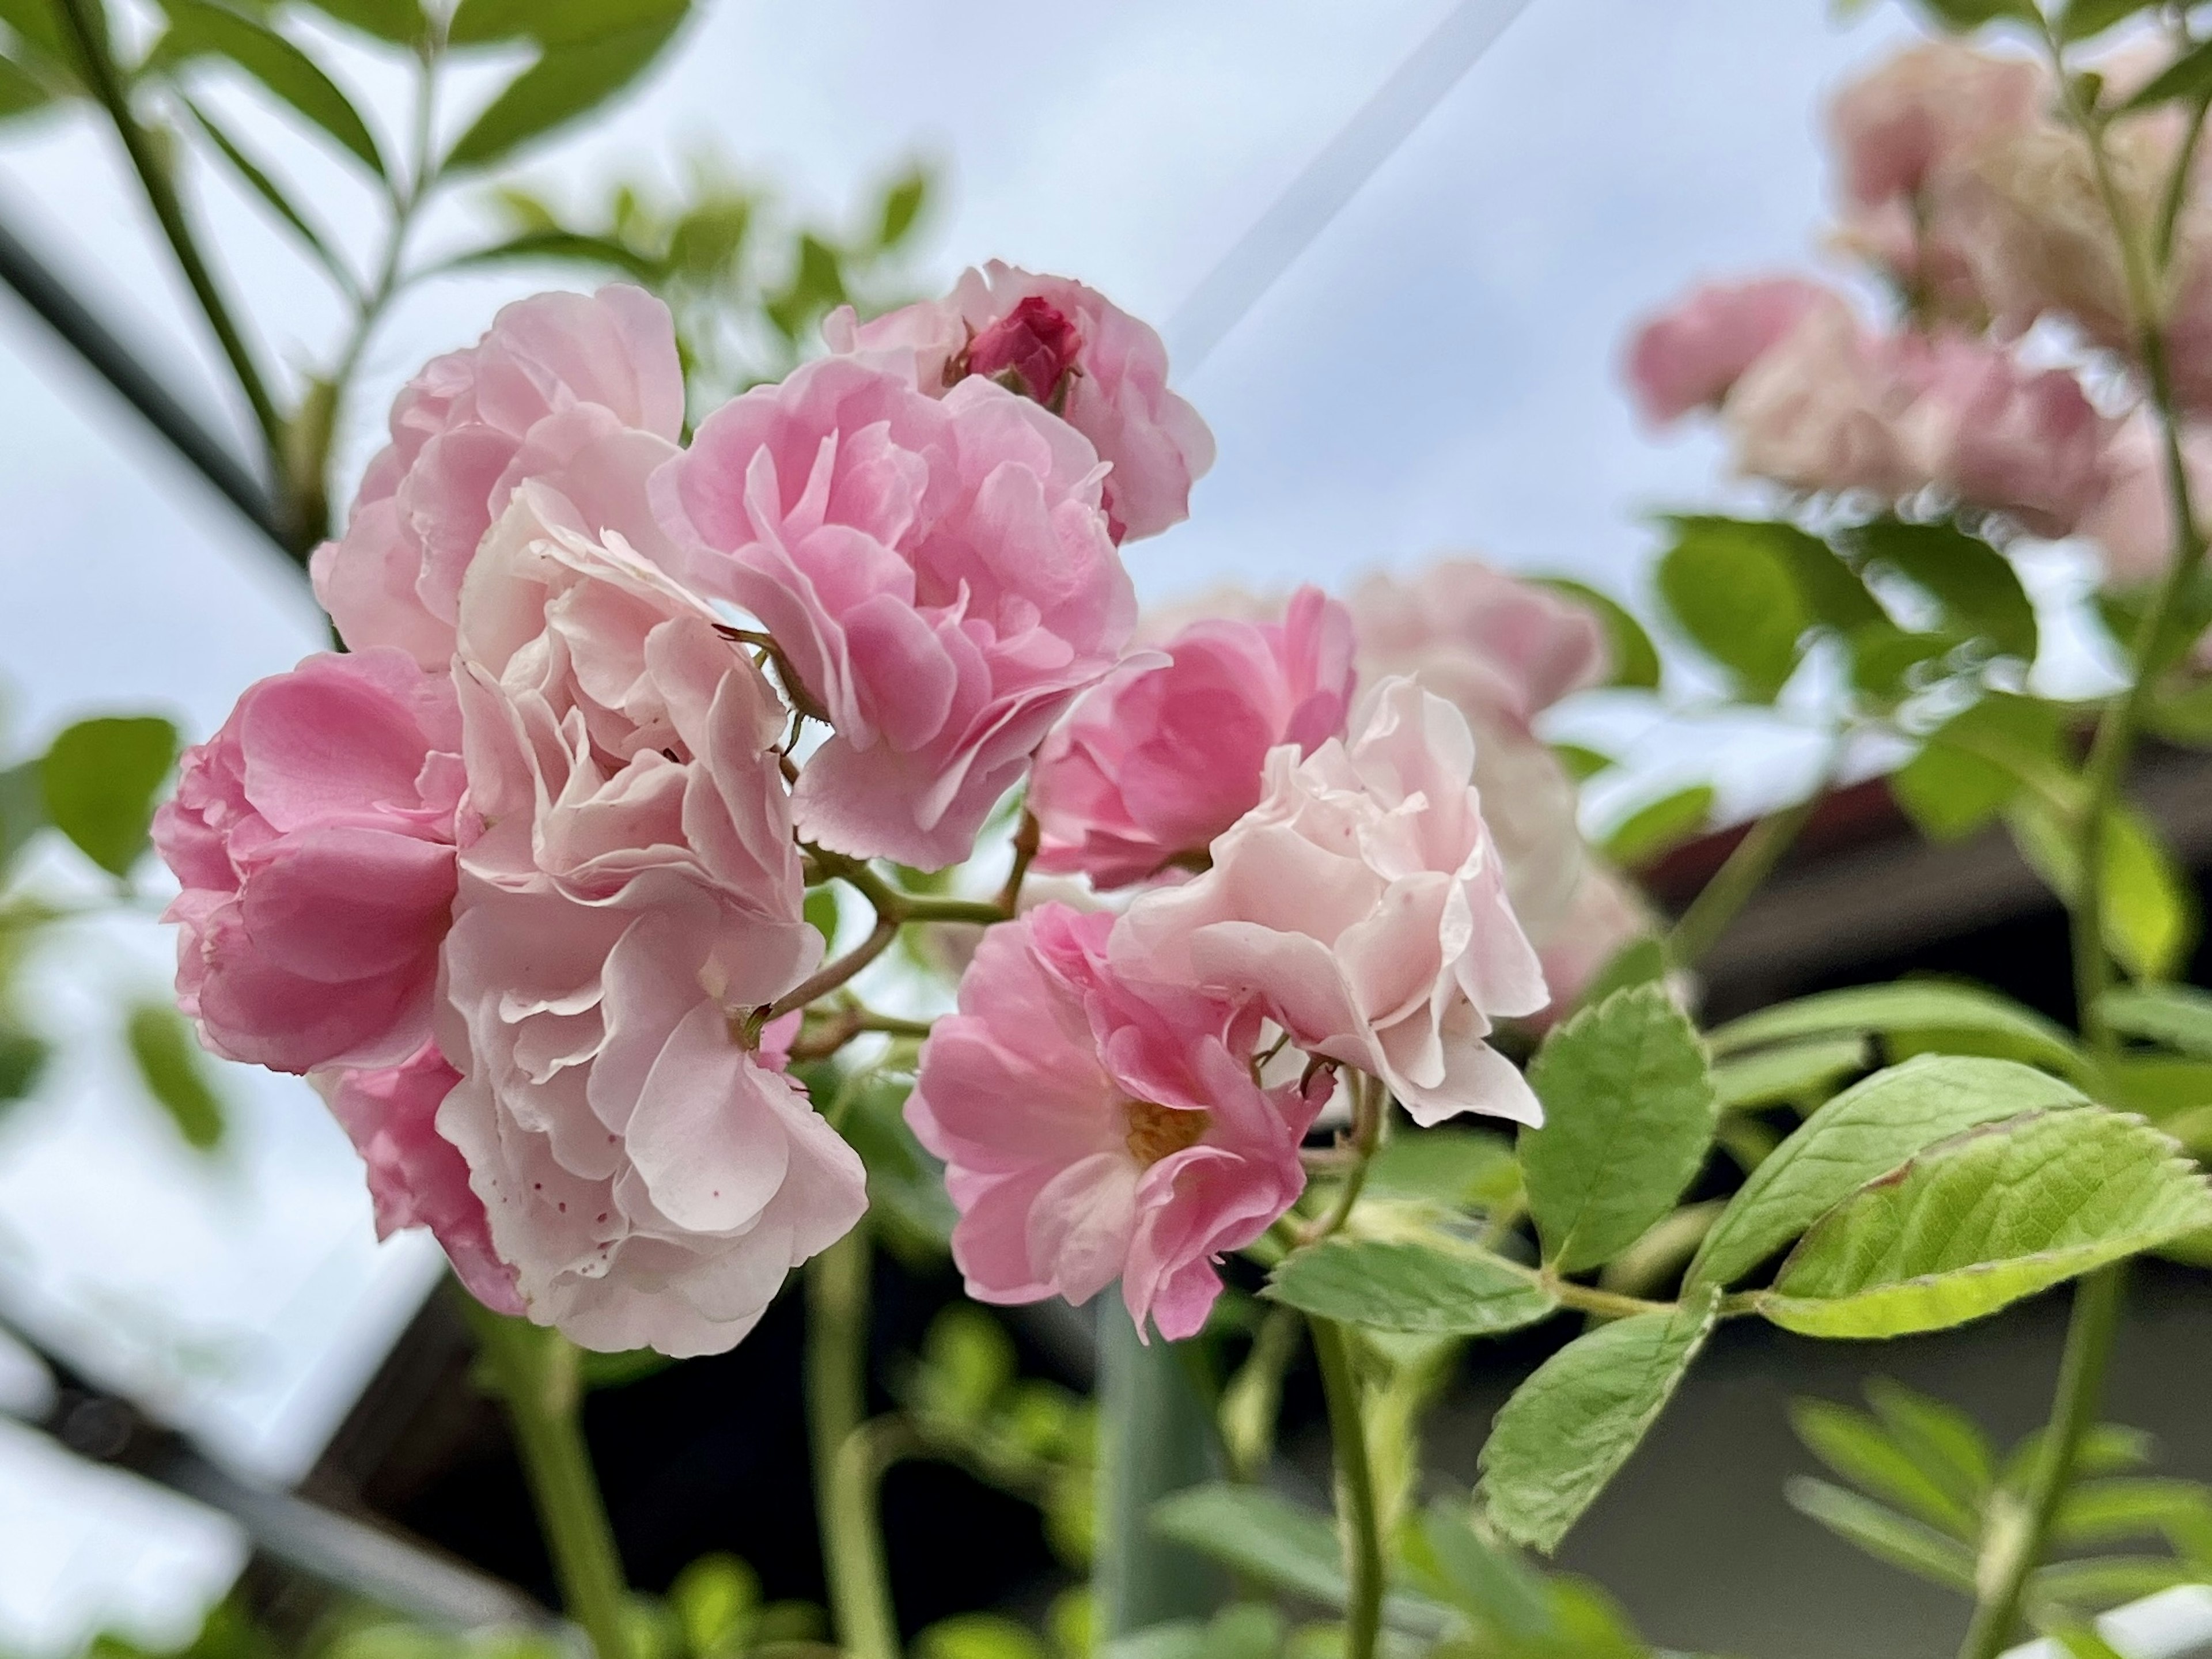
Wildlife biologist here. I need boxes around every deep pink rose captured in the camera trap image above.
[1624,278,1835,425]
[153,648,463,1074]
[312,285,685,669]
[438,488,863,1354]
[316,1044,521,1316]
[824,262,1215,541]
[1029,585,1357,888]
[1113,677,1548,1127]
[908,904,1320,1340]
[652,356,1137,869]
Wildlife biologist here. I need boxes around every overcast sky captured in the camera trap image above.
[0,1,1930,1646]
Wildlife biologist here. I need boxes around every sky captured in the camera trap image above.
[0,0,1935,1646]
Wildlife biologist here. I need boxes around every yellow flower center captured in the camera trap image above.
[1124,1100,1209,1165]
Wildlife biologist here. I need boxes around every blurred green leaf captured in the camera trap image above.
[1264,1236,1556,1336]
[1402,1503,1554,1640]
[1848,619,1960,702]
[156,0,383,174]
[445,1,690,171]
[2055,1478,2212,1559]
[668,1552,759,1658]
[1847,518,2037,663]
[1537,578,1661,691]
[1706,980,2086,1080]
[1478,1291,1718,1554]
[1567,935,1668,1019]
[126,1002,225,1150]
[1783,1477,1978,1592]
[40,715,178,877]
[1915,0,2039,29]
[2124,33,2212,107]
[1892,693,2066,843]
[2101,982,2212,1059]
[915,1616,1051,1659]
[874,165,928,249]
[0,51,51,116]
[439,228,663,282]
[300,0,421,44]
[1602,783,1712,868]
[1690,1056,2087,1291]
[1522,984,1717,1274]
[0,759,45,870]
[2059,0,2153,44]
[0,1025,48,1104]
[832,1067,956,1256]
[915,1303,1014,1425]
[1759,1109,2212,1338]
[1711,1035,1866,1113]
[1863,1378,1994,1509]
[1656,518,1809,702]
[1790,1397,1980,1536]
[1554,743,1613,782]
[181,93,347,278]
[1363,1125,1518,1207]
[2009,798,2196,983]
[575,1347,677,1391]
[2032,1556,2208,1611]
[764,233,848,342]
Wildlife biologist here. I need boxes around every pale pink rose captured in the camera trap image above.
[1029,585,1357,888]
[2081,414,2212,588]
[153,649,463,1074]
[316,1044,521,1316]
[824,262,1215,541]
[312,286,685,669]
[1829,41,2047,212]
[1533,865,1654,1015]
[435,484,864,1355]
[1891,335,2110,536]
[1113,677,1548,1127]
[437,873,866,1356]
[1723,302,1927,498]
[1346,558,1607,734]
[908,904,1320,1340]
[652,357,1136,869]
[1624,278,1836,425]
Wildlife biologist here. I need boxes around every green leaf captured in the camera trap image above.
[1362,1127,1518,1207]
[444,5,690,171]
[437,228,662,282]
[821,1067,953,1258]
[1477,1289,1718,1554]
[1263,1237,1557,1336]
[40,715,179,877]
[765,233,849,342]
[1789,1398,1980,1537]
[1847,619,1961,703]
[1147,1484,1446,1632]
[1847,519,2037,662]
[1891,693,2066,842]
[1712,1035,1867,1113]
[2124,35,2212,108]
[2147,677,2212,746]
[1535,578,1661,691]
[1566,935,1668,1018]
[300,0,421,43]
[1554,743,1613,783]
[875,165,928,248]
[1689,1056,2088,1290]
[1916,0,2040,31]
[1782,1477,1978,1592]
[1758,1109,2212,1338]
[450,0,681,46]
[0,759,45,869]
[1521,984,1717,1274]
[2101,982,2212,1058]
[668,1552,759,1658]
[1403,1503,1555,1640]
[157,0,383,174]
[1863,1378,1995,1508]
[181,94,346,278]
[2032,1556,2208,1610]
[1706,981,2086,1081]
[575,1346,677,1390]
[0,1025,49,1103]
[2058,0,2150,41]
[2055,1477,2212,1558]
[2004,1424,2157,1493]
[915,1615,1051,1659]
[126,1002,225,1150]
[0,51,52,118]
[2009,797,2196,982]
[0,0,86,88]
[1655,518,1811,702]
[1602,784,1713,868]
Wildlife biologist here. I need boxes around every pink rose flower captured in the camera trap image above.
[1828,41,2047,213]
[153,648,463,1074]
[316,1044,521,1316]
[1723,301,1927,499]
[907,904,1321,1340]
[2082,414,2212,588]
[1029,584,1357,888]
[1113,677,1549,1127]
[437,487,864,1354]
[652,357,1137,869]
[1532,866,1654,1018]
[823,262,1216,541]
[312,285,686,669]
[1624,278,1836,425]
[1892,335,2110,537]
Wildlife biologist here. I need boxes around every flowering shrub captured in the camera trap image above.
[10,2,2212,1658]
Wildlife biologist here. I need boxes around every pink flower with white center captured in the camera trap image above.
[1029,584,1358,888]
[1624,278,1837,425]
[435,483,863,1356]
[907,904,1321,1341]
[153,648,463,1074]
[316,1044,521,1316]
[1113,677,1549,1127]
[652,356,1137,869]
[312,285,685,669]
[823,263,1215,541]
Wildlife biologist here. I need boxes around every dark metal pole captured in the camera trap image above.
[0,195,291,559]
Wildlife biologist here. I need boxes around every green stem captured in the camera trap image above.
[465,1308,632,1659]
[1309,1317,1382,1659]
[1666,787,1823,971]
[1953,1266,2126,1659]
[55,0,289,527]
[1299,1072,1384,1247]
[806,1230,901,1659]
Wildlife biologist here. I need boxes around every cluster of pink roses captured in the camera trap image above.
[156,268,1626,1353]
[1626,37,2212,570]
